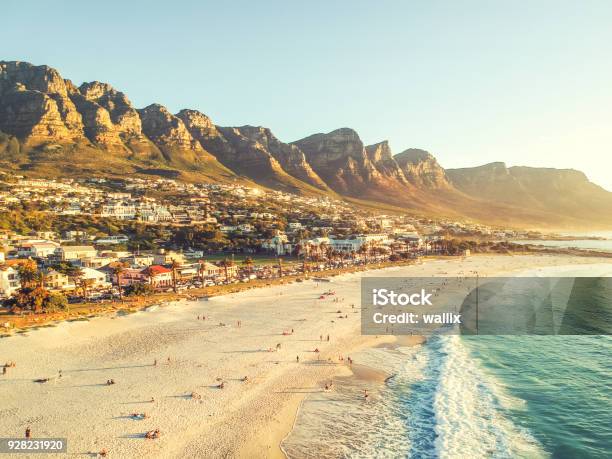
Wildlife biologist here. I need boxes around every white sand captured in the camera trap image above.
[0,254,609,458]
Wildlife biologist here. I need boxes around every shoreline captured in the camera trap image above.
[1,254,610,458]
[4,248,611,335]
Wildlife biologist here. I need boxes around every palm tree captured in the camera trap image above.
[197,258,206,283]
[111,264,125,300]
[80,278,95,300]
[242,256,254,275]
[68,267,84,296]
[170,258,180,293]
[35,270,47,289]
[219,257,234,282]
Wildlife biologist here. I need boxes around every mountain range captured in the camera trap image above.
[1,60,611,230]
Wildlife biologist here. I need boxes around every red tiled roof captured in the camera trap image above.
[144,265,172,276]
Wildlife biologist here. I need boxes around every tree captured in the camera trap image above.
[276,257,283,278]
[124,283,155,297]
[197,258,206,283]
[80,278,95,300]
[170,258,180,293]
[66,266,84,295]
[16,262,38,289]
[46,293,68,312]
[111,263,125,300]
[219,257,234,282]
[242,256,254,275]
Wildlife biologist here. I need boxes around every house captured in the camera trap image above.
[80,267,112,289]
[17,241,60,258]
[95,235,129,245]
[56,246,97,261]
[142,265,173,288]
[153,250,186,266]
[262,233,292,255]
[115,268,148,287]
[62,230,88,241]
[101,202,136,220]
[199,262,221,278]
[0,266,20,298]
[44,269,74,290]
[200,261,238,280]
[121,254,154,268]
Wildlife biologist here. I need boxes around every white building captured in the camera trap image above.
[80,267,112,289]
[95,235,129,245]
[101,202,136,220]
[0,266,20,298]
[263,233,292,255]
[56,246,98,261]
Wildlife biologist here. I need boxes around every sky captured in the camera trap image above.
[3,0,612,190]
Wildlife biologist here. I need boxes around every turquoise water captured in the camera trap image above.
[283,264,612,458]
[465,335,612,459]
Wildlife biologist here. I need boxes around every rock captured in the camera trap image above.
[0,61,84,143]
[138,104,201,149]
[394,148,451,189]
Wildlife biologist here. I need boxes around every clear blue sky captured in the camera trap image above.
[3,0,612,190]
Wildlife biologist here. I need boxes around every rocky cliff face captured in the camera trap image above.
[365,141,409,184]
[0,61,84,143]
[229,126,330,191]
[138,104,201,150]
[79,81,143,139]
[394,148,451,189]
[293,129,412,197]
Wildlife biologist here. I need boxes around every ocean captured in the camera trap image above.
[512,231,612,253]
[282,264,612,459]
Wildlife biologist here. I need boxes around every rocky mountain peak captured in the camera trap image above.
[0,61,84,143]
[176,109,219,140]
[394,148,450,189]
[365,140,394,163]
[138,104,200,149]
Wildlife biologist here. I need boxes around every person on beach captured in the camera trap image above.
[364,389,369,400]
[296,355,300,363]
[154,359,157,366]
[327,335,330,342]
[2,366,6,375]
[25,427,31,438]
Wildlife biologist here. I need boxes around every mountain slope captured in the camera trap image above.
[1,60,612,229]
[447,163,612,227]
[176,111,333,195]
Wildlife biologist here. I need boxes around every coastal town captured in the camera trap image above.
[0,175,558,316]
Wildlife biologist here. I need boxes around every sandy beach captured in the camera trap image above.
[1,254,610,458]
